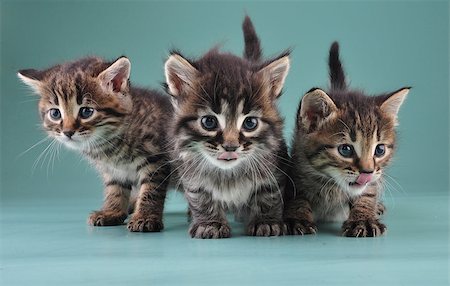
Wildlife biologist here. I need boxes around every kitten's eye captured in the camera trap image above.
[338,144,354,158]
[79,107,94,119]
[201,115,218,131]
[374,144,386,157]
[242,117,258,131]
[49,108,61,120]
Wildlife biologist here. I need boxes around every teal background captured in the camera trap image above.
[1,1,449,285]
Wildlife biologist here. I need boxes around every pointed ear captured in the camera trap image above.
[164,54,198,97]
[97,57,131,93]
[299,88,337,130]
[17,69,45,95]
[258,55,290,97]
[380,87,409,125]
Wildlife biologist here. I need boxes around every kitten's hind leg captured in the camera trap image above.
[284,197,317,235]
[246,188,287,237]
[127,163,170,232]
[88,180,131,226]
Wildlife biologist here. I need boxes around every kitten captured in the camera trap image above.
[164,16,291,238]
[284,42,409,237]
[18,56,173,232]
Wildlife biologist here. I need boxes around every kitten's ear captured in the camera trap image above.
[17,69,45,95]
[257,55,290,97]
[299,88,337,130]
[380,87,410,125]
[164,54,198,97]
[97,57,131,93]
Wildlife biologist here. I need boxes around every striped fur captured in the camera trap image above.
[165,16,291,238]
[285,42,409,237]
[18,56,173,232]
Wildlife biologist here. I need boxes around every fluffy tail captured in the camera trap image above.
[242,15,262,62]
[329,41,347,90]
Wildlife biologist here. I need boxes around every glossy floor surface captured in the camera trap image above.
[1,192,449,285]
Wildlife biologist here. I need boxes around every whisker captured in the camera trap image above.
[253,152,296,198]
[17,137,50,159]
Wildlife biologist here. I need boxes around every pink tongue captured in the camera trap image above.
[218,152,239,161]
[356,173,372,185]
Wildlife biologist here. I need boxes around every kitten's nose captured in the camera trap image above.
[63,131,75,138]
[222,144,239,152]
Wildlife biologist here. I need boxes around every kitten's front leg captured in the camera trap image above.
[284,196,317,235]
[342,187,386,237]
[186,189,231,239]
[127,166,169,232]
[246,187,287,237]
[88,179,131,226]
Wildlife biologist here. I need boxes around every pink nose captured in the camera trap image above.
[356,173,372,185]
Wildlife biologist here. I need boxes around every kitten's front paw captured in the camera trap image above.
[189,222,231,239]
[127,215,164,232]
[342,219,386,237]
[285,219,317,235]
[247,221,287,237]
[88,210,127,226]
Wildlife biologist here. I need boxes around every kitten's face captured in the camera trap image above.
[18,57,132,151]
[180,98,274,171]
[165,52,289,171]
[299,88,408,196]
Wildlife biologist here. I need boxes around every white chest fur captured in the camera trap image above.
[185,176,256,207]
[95,159,142,183]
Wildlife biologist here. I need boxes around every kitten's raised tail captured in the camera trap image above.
[242,15,262,62]
[329,41,347,90]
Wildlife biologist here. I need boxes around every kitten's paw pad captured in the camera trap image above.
[189,222,231,239]
[127,216,164,232]
[88,210,127,226]
[342,219,386,237]
[247,221,287,237]
[285,219,317,235]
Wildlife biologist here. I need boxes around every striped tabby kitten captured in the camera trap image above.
[164,16,291,238]
[284,42,409,237]
[18,56,172,232]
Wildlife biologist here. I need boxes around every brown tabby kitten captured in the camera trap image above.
[164,16,291,238]
[18,56,173,232]
[284,42,409,237]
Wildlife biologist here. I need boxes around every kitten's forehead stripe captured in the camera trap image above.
[75,75,84,105]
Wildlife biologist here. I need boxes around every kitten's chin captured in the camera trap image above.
[203,153,242,170]
[343,174,381,196]
[56,136,85,150]
[61,139,82,150]
[343,183,368,196]
[212,158,242,170]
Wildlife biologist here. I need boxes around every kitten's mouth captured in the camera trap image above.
[217,151,239,161]
[349,173,373,188]
[60,137,77,142]
[348,182,363,188]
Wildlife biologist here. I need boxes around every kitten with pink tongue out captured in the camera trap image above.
[165,16,291,239]
[284,42,409,237]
